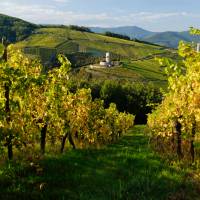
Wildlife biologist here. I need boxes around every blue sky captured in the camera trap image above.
[0,0,200,31]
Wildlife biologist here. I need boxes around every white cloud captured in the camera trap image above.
[53,0,70,3]
[0,1,112,24]
[0,1,199,31]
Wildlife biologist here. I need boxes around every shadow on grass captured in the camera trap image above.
[0,126,198,200]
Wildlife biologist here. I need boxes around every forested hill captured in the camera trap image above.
[0,13,38,43]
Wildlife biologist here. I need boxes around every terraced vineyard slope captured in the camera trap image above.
[16,27,169,63]
[14,27,175,88]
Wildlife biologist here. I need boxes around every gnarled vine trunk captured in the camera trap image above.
[190,119,196,163]
[60,133,68,153]
[175,120,183,160]
[69,132,76,149]
[40,124,48,154]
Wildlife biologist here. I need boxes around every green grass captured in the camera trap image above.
[122,59,167,88]
[83,58,167,88]
[0,126,199,200]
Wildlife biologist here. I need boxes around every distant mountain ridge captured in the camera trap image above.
[143,31,200,48]
[90,26,200,48]
[90,26,155,39]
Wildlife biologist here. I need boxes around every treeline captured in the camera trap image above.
[68,77,163,124]
[133,38,164,47]
[39,24,68,28]
[69,25,93,33]
[37,25,93,33]
[104,31,131,40]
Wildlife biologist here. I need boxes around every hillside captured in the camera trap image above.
[0,13,37,43]
[15,27,168,65]
[80,58,168,88]
[0,15,170,86]
[13,26,173,88]
[16,27,164,54]
[0,13,173,88]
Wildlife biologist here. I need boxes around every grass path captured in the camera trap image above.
[0,126,199,200]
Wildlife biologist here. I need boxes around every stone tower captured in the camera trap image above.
[197,43,200,52]
[106,52,110,64]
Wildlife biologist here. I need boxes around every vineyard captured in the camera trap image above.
[0,44,134,161]
[148,28,200,163]
[0,126,199,199]
[15,27,170,68]
[0,20,200,199]
[11,27,176,90]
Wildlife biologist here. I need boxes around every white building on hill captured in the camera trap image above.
[100,52,112,67]
[197,43,200,52]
